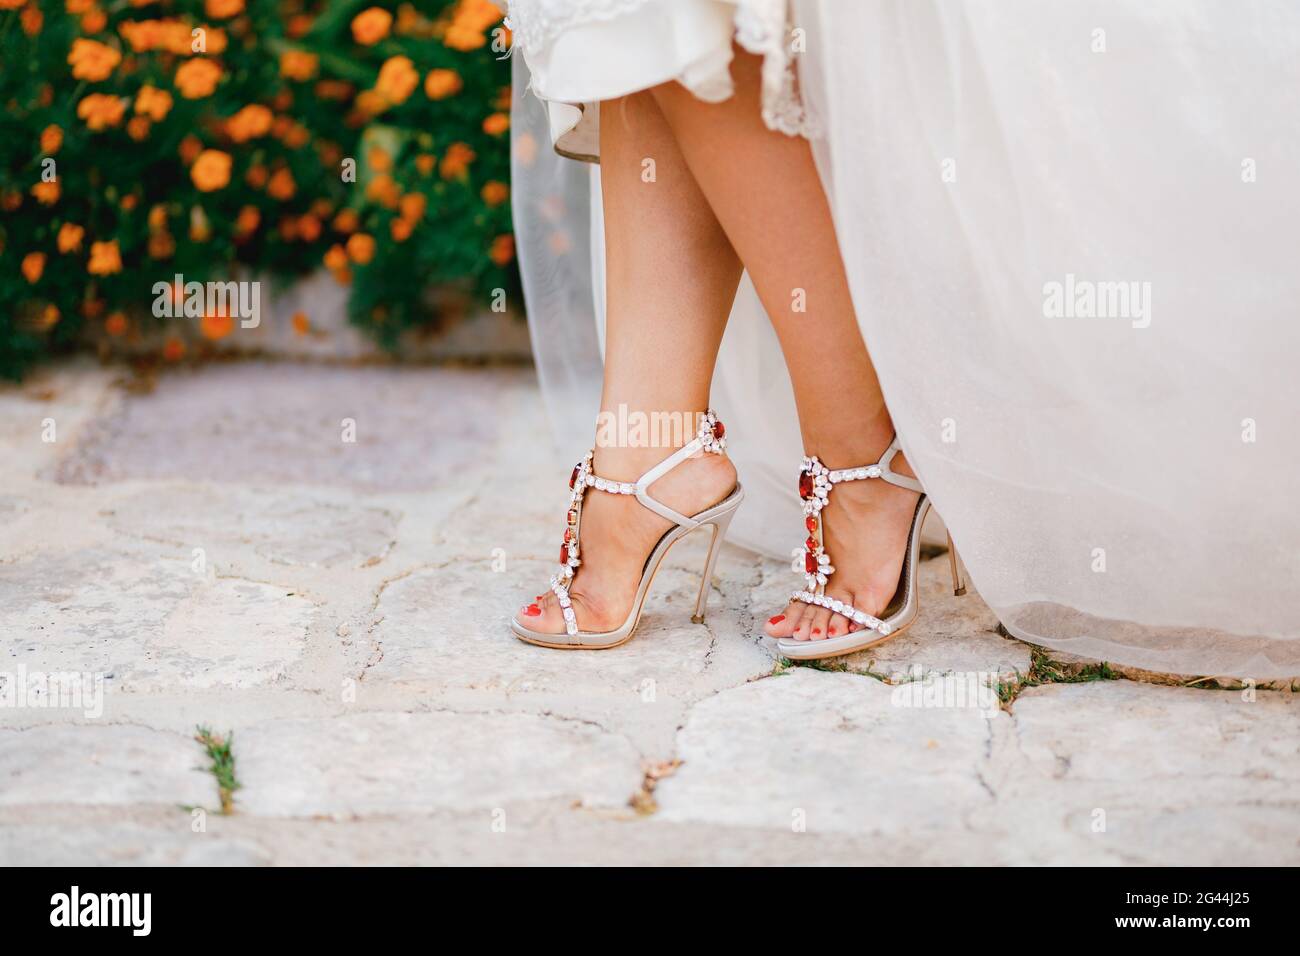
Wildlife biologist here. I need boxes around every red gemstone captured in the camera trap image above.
[563,528,572,543]
[805,516,817,533]
[804,552,818,574]
[569,465,580,489]
[559,544,569,564]
[712,420,725,440]
[805,536,817,551]
[798,471,814,499]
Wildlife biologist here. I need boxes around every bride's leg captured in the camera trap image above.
[649,49,919,643]
[517,91,742,635]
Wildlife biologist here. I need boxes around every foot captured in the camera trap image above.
[515,444,737,635]
[763,450,920,644]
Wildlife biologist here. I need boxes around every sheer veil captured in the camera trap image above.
[512,1,1300,678]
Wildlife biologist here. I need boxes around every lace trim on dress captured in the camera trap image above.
[506,0,819,140]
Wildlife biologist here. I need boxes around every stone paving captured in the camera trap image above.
[1,360,1296,865]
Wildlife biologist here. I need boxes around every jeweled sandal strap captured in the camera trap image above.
[796,434,921,594]
[790,590,890,635]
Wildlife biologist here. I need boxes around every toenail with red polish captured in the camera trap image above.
[811,627,821,635]
[828,627,838,635]
[522,604,541,616]
[769,615,785,625]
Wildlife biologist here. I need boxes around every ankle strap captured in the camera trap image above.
[579,410,727,529]
[822,435,922,494]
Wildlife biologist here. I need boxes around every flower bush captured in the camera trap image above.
[0,0,516,379]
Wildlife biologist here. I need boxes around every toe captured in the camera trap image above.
[807,606,833,641]
[764,600,802,638]
[823,590,853,638]
[790,602,816,641]
[514,594,566,635]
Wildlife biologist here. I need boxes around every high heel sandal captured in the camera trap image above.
[775,435,966,661]
[512,410,744,650]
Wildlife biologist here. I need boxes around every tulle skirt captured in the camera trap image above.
[508,0,1300,679]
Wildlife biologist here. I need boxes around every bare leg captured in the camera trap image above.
[516,91,742,635]
[649,49,920,642]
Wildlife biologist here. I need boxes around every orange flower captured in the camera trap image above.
[281,122,309,149]
[345,233,375,264]
[287,14,313,38]
[65,0,93,12]
[323,244,348,270]
[204,28,229,54]
[57,223,85,253]
[482,112,509,136]
[367,146,392,172]
[77,93,127,131]
[415,153,435,176]
[424,68,462,100]
[234,205,260,238]
[38,305,61,330]
[40,125,62,154]
[134,84,173,121]
[190,149,232,191]
[175,58,222,99]
[280,50,318,81]
[443,23,485,51]
[291,311,311,335]
[353,90,388,117]
[245,163,268,188]
[81,6,107,32]
[204,0,243,18]
[31,181,60,206]
[121,193,138,211]
[68,38,121,82]
[267,167,296,200]
[481,181,508,206]
[2,190,22,212]
[398,192,426,222]
[375,56,418,106]
[297,214,322,242]
[105,311,128,336]
[365,173,400,209]
[332,209,359,234]
[200,310,234,340]
[148,232,175,258]
[390,217,412,242]
[439,142,475,180]
[20,5,41,34]
[148,204,168,229]
[179,134,204,165]
[351,7,392,45]
[162,337,186,362]
[22,252,46,283]
[87,239,122,275]
[126,116,150,141]
[225,104,273,143]
[489,234,514,266]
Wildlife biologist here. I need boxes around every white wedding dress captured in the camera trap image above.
[507,0,1300,679]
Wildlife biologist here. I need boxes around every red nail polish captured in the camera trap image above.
[828,627,838,636]
[522,603,541,617]
[768,615,785,625]
[811,627,821,635]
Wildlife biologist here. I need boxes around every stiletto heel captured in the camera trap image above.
[691,507,736,624]
[512,410,743,649]
[775,435,937,661]
[946,530,967,596]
